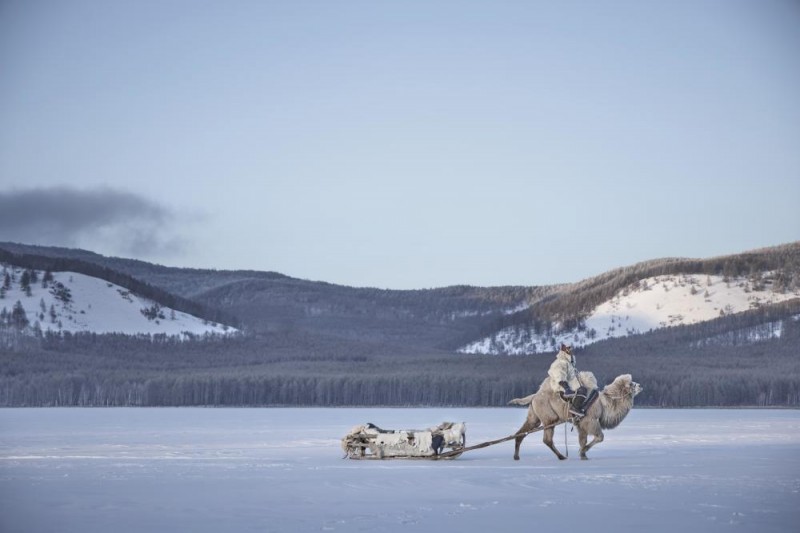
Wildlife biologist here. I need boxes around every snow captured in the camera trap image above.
[1,408,798,533]
[584,274,797,338]
[461,273,800,354]
[449,302,530,321]
[503,302,531,315]
[1,265,235,336]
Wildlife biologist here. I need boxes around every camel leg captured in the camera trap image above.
[580,430,604,460]
[513,415,540,460]
[578,429,588,460]
[542,426,567,461]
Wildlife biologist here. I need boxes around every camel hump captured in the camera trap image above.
[578,371,598,389]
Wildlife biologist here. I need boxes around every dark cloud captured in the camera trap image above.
[0,186,188,257]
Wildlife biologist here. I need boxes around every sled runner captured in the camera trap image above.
[341,422,466,460]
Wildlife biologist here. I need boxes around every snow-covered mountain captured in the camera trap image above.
[2,242,799,409]
[1,264,235,337]
[2,241,799,356]
[459,272,800,355]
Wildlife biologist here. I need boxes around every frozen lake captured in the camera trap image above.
[1,408,798,532]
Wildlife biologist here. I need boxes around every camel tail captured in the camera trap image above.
[508,393,535,406]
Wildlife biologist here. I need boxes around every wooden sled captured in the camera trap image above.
[341,422,466,460]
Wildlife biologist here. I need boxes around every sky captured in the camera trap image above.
[1,1,799,289]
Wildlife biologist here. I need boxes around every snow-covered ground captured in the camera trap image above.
[461,273,800,354]
[1,408,798,533]
[1,264,234,336]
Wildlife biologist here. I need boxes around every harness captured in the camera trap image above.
[564,371,600,417]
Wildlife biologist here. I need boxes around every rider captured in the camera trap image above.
[547,343,594,419]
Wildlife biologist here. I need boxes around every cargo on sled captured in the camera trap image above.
[341,422,466,459]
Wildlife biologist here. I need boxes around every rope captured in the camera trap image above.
[435,421,562,458]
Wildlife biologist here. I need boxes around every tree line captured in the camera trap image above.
[2,307,798,407]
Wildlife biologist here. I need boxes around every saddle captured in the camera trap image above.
[561,385,599,418]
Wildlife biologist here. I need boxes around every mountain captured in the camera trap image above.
[458,243,800,354]
[0,264,234,337]
[1,241,798,408]
[0,241,557,350]
[2,241,799,352]
[462,271,800,354]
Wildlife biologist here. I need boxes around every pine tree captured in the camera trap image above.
[20,270,31,296]
[11,300,29,329]
[51,282,72,303]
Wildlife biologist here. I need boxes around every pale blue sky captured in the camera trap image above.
[1,1,799,288]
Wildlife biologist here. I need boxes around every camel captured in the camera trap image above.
[509,372,642,460]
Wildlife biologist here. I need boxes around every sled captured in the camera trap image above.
[341,422,466,460]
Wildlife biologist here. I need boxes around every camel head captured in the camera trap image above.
[610,374,643,398]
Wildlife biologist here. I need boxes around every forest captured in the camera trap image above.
[3,241,799,352]
[2,302,798,407]
[1,241,798,408]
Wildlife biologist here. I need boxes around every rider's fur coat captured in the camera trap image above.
[547,347,580,394]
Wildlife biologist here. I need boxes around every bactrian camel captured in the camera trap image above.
[509,372,642,460]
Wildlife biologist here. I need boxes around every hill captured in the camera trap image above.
[462,271,800,354]
[0,241,557,350]
[6,241,798,353]
[459,243,800,354]
[0,263,234,337]
[0,241,798,407]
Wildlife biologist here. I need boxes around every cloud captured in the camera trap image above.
[0,186,189,257]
